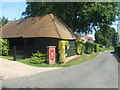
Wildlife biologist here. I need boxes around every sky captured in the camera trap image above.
[1,2,27,20]
[0,2,118,39]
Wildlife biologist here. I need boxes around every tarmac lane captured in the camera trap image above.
[2,51,118,88]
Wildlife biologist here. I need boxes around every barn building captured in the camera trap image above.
[1,14,78,59]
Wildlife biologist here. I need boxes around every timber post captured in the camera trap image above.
[13,46,16,61]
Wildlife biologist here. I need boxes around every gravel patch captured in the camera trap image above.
[0,58,61,79]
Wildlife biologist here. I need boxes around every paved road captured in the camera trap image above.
[2,51,118,88]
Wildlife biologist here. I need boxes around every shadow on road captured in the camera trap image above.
[110,51,120,63]
[110,51,120,90]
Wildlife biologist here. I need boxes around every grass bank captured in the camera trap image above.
[0,52,99,67]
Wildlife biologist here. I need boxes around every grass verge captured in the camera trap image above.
[0,56,13,60]
[0,53,99,67]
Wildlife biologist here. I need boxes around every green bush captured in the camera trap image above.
[98,44,104,52]
[104,45,114,51]
[85,41,94,54]
[81,44,85,55]
[58,40,70,63]
[0,39,9,56]
[76,39,85,55]
[29,51,47,64]
[115,45,120,57]
[109,46,114,50]
[93,43,105,52]
[94,43,99,53]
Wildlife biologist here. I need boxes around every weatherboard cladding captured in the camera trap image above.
[1,14,77,39]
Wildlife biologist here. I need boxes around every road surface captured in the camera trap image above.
[2,51,118,88]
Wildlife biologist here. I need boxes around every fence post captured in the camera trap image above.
[13,46,16,61]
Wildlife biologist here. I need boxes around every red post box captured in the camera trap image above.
[50,49,55,60]
[47,46,56,64]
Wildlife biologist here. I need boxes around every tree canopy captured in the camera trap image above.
[0,17,8,27]
[22,2,118,34]
[95,26,119,47]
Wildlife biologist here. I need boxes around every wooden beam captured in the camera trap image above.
[13,46,16,61]
[23,39,27,59]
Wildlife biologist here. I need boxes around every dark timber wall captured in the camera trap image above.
[66,40,77,57]
[8,38,24,58]
[25,37,59,58]
[8,38,77,61]
[8,37,59,58]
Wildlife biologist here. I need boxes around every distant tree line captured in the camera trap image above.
[95,26,119,47]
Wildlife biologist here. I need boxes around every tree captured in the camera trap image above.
[95,26,119,47]
[0,17,8,27]
[19,17,24,20]
[112,32,119,46]
[22,2,118,34]
[0,17,9,56]
[95,32,111,47]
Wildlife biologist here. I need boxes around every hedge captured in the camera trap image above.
[98,44,104,52]
[115,45,120,57]
[58,40,105,64]
[84,41,94,54]
[94,43,99,53]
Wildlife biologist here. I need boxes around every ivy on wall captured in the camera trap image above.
[76,39,85,55]
[58,40,70,63]
[58,39,105,64]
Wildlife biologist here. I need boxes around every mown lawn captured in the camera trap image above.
[0,53,99,67]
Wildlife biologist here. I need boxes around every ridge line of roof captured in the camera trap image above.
[50,14,62,39]
[55,16,78,39]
